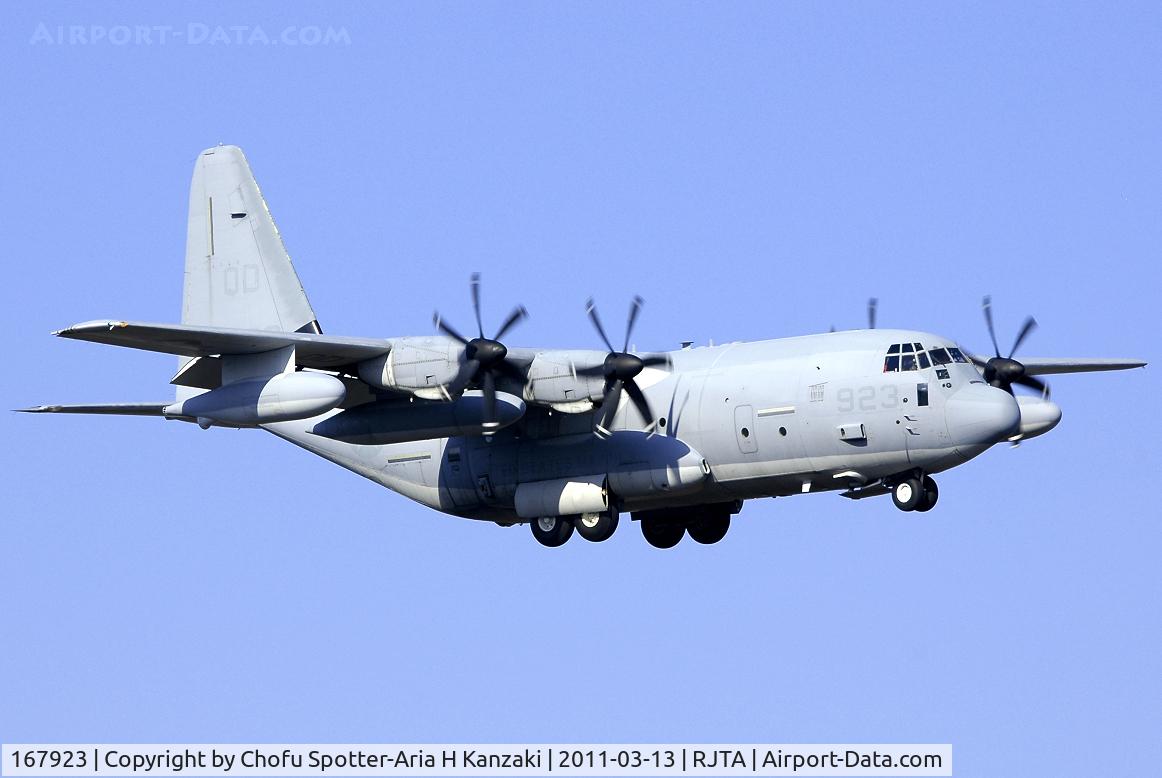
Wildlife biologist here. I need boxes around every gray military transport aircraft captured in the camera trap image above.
[23,146,1147,548]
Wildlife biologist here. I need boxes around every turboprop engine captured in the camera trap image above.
[1014,395,1062,440]
[163,372,346,428]
[357,337,461,400]
[522,350,607,412]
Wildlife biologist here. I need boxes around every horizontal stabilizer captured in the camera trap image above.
[17,403,168,416]
[1017,358,1146,376]
[55,320,391,369]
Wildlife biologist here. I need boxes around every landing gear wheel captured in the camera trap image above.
[576,510,619,542]
[641,516,685,549]
[531,516,574,547]
[687,515,730,544]
[892,478,924,512]
[914,476,939,512]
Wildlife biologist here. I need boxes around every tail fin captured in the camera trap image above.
[182,145,321,334]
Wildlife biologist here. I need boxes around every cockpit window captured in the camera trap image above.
[947,347,969,363]
[929,347,951,365]
[884,342,930,372]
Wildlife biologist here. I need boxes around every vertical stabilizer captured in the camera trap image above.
[182,145,320,334]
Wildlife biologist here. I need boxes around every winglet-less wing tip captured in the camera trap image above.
[58,320,129,334]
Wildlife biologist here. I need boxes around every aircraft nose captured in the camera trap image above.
[944,383,1021,449]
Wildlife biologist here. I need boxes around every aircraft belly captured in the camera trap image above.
[263,415,467,513]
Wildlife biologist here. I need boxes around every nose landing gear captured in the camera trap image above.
[892,474,939,512]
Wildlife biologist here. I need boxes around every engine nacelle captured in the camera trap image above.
[1015,395,1062,440]
[357,337,461,400]
[164,372,346,427]
[523,350,607,412]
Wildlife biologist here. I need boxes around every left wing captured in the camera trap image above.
[17,403,168,416]
[54,320,392,369]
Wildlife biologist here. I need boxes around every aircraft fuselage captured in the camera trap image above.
[268,328,1021,522]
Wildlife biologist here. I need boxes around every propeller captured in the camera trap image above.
[432,273,529,428]
[972,295,1049,397]
[831,297,877,333]
[578,296,670,435]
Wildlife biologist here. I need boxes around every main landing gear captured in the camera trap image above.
[891,474,939,512]
[530,515,574,547]
[575,509,619,542]
[635,502,738,548]
[529,503,740,548]
[530,508,619,547]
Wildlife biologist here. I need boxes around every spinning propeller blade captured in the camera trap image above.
[583,297,669,435]
[432,274,529,427]
[975,295,1049,398]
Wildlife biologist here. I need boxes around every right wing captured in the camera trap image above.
[1016,358,1146,376]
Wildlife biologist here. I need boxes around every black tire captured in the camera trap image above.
[914,476,939,512]
[575,510,619,542]
[641,515,685,549]
[530,516,574,547]
[892,478,924,511]
[687,515,730,544]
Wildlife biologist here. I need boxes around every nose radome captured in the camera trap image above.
[945,383,1021,447]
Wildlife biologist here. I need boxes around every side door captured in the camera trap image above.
[734,404,758,454]
[897,344,951,459]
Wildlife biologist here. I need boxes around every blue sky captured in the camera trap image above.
[1,2,1159,776]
